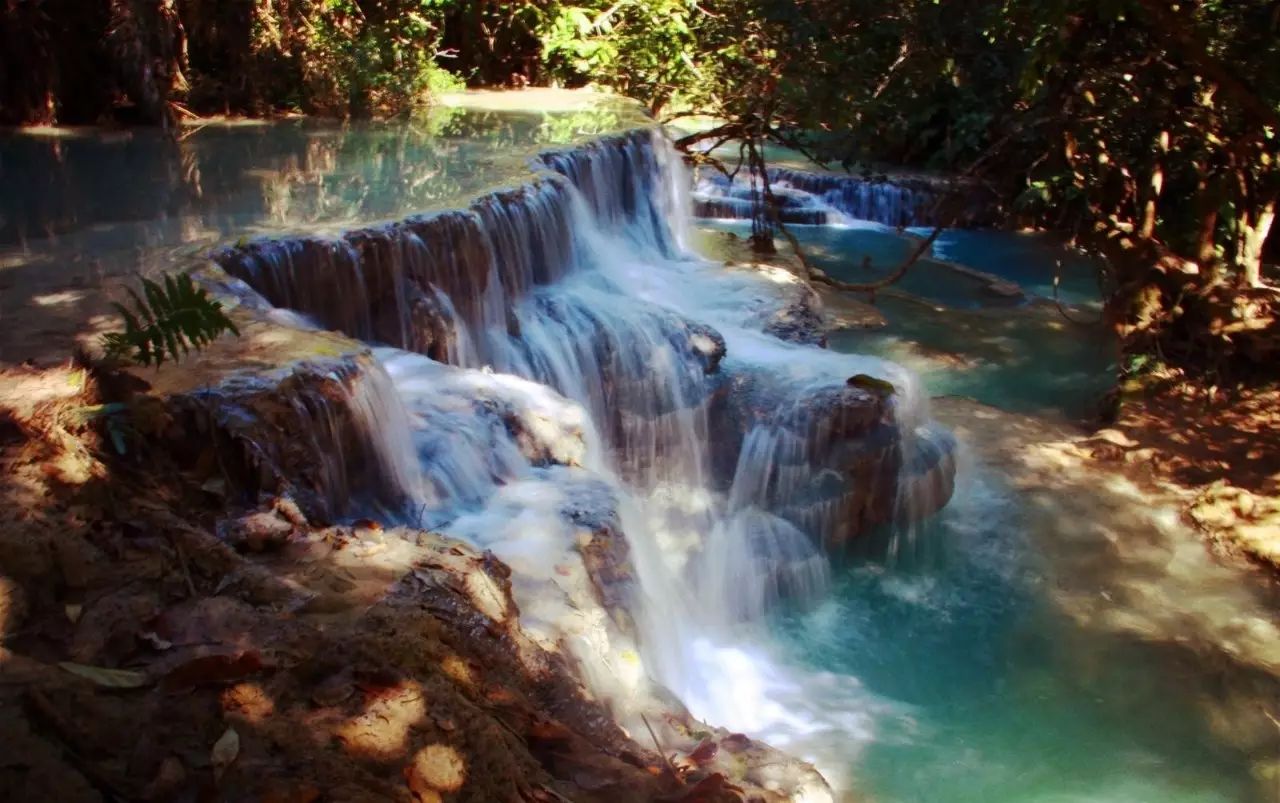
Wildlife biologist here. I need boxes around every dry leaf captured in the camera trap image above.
[58,661,149,689]
[211,727,239,781]
[687,738,719,764]
[64,604,83,623]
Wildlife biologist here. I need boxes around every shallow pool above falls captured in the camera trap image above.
[0,90,649,362]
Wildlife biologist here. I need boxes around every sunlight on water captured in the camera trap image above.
[146,107,1264,801]
[771,468,1254,803]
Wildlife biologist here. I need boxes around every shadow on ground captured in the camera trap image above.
[0,363,766,803]
[934,396,1280,791]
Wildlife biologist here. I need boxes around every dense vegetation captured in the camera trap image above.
[2,0,1276,376]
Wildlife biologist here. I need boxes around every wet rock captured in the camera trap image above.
[561,481,634,615]
[272,495,310,528]
[764,290,828,347]
[847,373,896,396]
[371,280,456,363]
[789,385,889,453]
[166,353,413,523]
[484,396,588,469]
[686,321,727,375]
[711,372,955,546]
[216,177,583,356]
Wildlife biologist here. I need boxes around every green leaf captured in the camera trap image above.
[100,271,241,368]
[59,661,150,689]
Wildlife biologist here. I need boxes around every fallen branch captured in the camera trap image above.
[1050,258,1101,327]
[672,122,745,153]
[809,225,944,295]
[640,713,681,781]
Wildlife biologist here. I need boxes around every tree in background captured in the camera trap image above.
[0,0,466,125]
[1,0,1275,376]
[538,0,1278,376]
[1000,0,1279,373]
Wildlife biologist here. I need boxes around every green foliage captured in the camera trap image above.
[102,273,240,368]
[296,0,463,117]
[540,1,700,113]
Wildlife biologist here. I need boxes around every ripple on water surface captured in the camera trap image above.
[768,470,1255,803]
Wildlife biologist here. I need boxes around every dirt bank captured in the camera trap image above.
[0,361,828,803]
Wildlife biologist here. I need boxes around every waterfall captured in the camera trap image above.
[214,125,955,792]
[694,166,940,228]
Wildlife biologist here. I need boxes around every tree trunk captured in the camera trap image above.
[1239,198,1276,287]
[1195,172,1222,265]
[1197,205,1219,265]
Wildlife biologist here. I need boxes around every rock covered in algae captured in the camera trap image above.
[847,373,897,396]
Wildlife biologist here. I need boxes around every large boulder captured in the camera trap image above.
[710,372,955,546]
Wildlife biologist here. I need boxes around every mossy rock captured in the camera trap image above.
[847,374,896,396]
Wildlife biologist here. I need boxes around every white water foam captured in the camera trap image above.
[238,127,952,795]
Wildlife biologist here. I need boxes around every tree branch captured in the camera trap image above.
[1132,0,1280,129]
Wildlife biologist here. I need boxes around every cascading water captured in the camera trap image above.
[693,167,939,229]
[215,125,956,795]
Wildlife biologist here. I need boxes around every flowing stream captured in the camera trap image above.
[272,130,1264,800]
[5,99,1271,801]
[693,173,1273,801]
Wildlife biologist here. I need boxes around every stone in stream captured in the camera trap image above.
[710,373,955,547]
[763,287,829,346]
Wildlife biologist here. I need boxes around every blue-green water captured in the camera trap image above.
[0,93,647,364]
[827,296,1116,418]
[818,224,1116,417]
[702,219,1117,417]
[771,473,1256,802]
[696,219,1269,802]
[910,228,1107,307]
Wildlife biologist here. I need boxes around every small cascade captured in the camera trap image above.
[538,128,691,256]
[714,382,900,546]
[215,177,582,366]
[487,281,724,488]
[173,353,423,521]
[211,122,957,794]
[694,167,940,228]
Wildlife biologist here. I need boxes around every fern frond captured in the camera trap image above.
[100,271,240,368]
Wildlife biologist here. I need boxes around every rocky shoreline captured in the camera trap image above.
[0,360,828,802]
[0,115,964,803]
